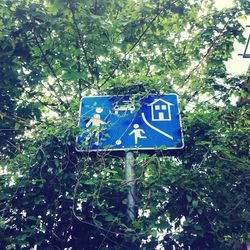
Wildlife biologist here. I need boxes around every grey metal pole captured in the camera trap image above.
[125,151,136,222]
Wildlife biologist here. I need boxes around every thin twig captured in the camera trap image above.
[99,2,171,87]
[69,2,95,84]
[33,32,69,108]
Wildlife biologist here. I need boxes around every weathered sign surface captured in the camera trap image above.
[76,94,184,152]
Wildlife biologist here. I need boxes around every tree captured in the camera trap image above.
[0,0,249,249]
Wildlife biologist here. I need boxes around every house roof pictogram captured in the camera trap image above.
[148,98,173,107]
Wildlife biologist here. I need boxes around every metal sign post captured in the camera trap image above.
[125,151,136,222]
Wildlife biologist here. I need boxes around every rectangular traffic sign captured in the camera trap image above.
[76,94,184,152]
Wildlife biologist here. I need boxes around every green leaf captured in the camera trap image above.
[192,200,199,208]
[14,123,20,130]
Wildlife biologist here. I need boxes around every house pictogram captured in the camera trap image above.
[148,98,173,121]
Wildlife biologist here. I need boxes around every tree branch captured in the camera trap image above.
[76,40,83,99]
[33,32,69,108]
[100,6,166,87]
[69,1,95,84]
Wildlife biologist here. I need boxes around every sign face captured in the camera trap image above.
[76,94,184,152]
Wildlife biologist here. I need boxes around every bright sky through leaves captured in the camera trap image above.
[214,0,250,74]
[1,0,249,249]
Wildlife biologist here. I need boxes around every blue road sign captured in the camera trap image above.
[76,94,184,152]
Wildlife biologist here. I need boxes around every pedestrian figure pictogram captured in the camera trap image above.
[129,124,147,144]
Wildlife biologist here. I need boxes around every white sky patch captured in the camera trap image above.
[213,0,234,10]
[42,110,59,120]
[0,167,7,175]
[226,22,250,74]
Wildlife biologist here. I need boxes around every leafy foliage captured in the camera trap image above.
[0,0,249,249]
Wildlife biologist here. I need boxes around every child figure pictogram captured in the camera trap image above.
[129,124,147,145]
[86,107,106,145]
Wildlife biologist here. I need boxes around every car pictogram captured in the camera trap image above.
[113,101,135,114]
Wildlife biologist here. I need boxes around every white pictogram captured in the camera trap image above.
[141,113,173,140]
[129,124,147,144]
[114,101,135,114]
[148,99,173,121]
[86,107,106,145]
[115,139,122,145]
